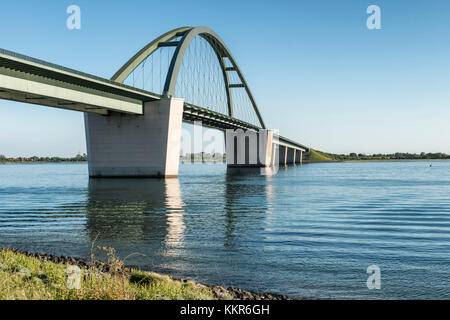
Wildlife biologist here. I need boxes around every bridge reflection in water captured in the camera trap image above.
[2,162,449,298]
[84,171,275,275]
[224,172,275,248]
[86,179,185,249]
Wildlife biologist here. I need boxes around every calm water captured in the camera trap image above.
[0,161,449,299]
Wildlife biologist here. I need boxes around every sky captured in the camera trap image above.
[1,0,450,157]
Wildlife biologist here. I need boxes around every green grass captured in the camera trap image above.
[0,249,228,300]
[303,149,335,162]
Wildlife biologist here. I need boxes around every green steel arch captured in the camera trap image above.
[111,26,266,129]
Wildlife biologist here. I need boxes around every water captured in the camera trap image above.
[0,161,449,299]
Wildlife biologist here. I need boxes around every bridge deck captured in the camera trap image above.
[0,48,308,152]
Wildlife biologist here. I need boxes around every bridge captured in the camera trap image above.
[0,26,309,177]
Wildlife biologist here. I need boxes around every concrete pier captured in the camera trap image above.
[286,148,295,164]
[279,145,287,166]
[84,98,184,178]
[296,150,303,164]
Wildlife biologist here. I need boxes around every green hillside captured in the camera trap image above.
[303,149,335,162]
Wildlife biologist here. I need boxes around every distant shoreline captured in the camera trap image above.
[304,158,450,164]
[0,161,88,164]
[304,149,450,163]
[342,159,450,162]
[1,158,449,165]
[0,160,227,164]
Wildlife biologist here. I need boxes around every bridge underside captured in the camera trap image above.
[0,84,107,115]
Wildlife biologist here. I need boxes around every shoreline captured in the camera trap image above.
[303,159,450,164]
[342,159,450,162]
[2,158,449,165]
[0,248,297,300]
[0,161,87,164]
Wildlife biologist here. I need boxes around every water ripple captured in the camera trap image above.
[0,161,449,299]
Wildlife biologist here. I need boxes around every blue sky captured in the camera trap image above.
[1,0,450,156]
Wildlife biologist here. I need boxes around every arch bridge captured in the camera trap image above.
[0,26,309,177]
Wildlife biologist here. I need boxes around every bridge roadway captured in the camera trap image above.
[0,48,308,153]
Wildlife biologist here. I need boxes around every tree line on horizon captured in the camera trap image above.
[1,151,449,163]
[324,151,450,161]
[0,153,88,163]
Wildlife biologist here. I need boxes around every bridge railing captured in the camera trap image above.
[0,48,162,98]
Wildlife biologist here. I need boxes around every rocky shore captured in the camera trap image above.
[3,248,295,300]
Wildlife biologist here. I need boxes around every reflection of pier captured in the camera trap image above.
[164,179,185,249]
[86,179,185,248]
[84,170,278,268]
[224,173,275,248]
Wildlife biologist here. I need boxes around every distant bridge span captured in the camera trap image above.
[0,26,309,177]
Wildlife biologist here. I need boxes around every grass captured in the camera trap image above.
[0,249,228,300]
[303,149,335,162]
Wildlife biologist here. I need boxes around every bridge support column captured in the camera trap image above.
[279,146,287,166]
[84,98,184,178]
[286,148,296,165]
[295,149,301,164]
